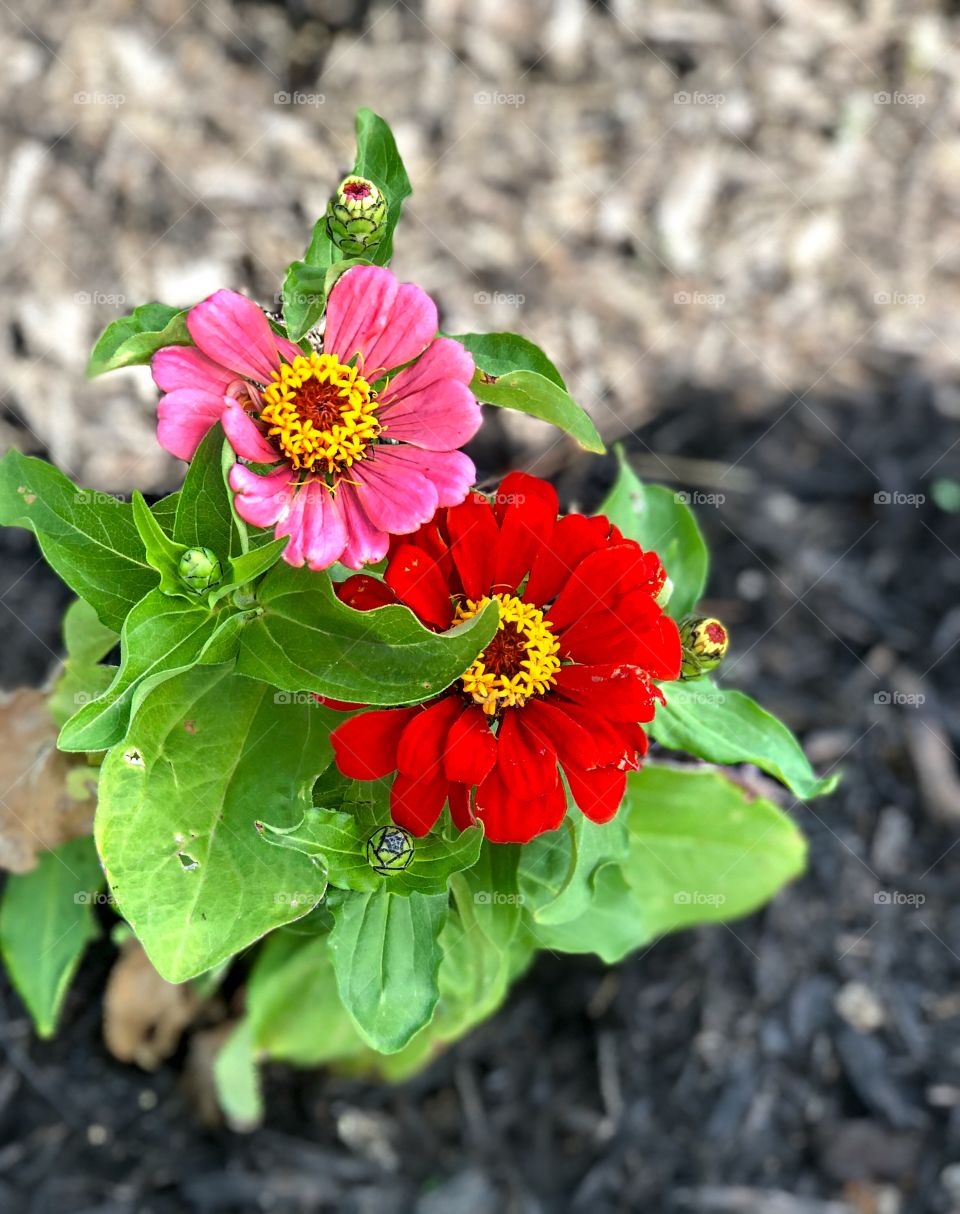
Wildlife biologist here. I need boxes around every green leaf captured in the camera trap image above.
[518,805,629,927]
[133,491,194,598]
[95,665,334,982]
[652,678,839,799]
[450,331,566,388]
[597,446,708,617]
[327,887,448,1053]
[248,930,365,1066]
[0,450,156,631]
[173,426,239,557]
[209,538,289,606]
[213,1019,263,1132]
[49,600,119,728]
[58,590,218,753]
[0,838,104,1037]
[235,563,499,705]
[282,258,370,344]
[470,368,604,454]
[150,491,181,535]
[533,765,807,961]
[352,107,412,267]
[259,806,483,896]
[87,303,190,377]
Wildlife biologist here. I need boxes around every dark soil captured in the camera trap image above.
[0,366,957,1214]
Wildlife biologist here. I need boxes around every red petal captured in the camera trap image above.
[448,782,476,831]
[444,704,497,785]
[475,769,567,843]
[496,708,558,800]
[563,765,627,824]
[524,514,608,606]
[330,707,417,780]
[335,574,398,612]
[385,544,454,630]
[522,698,601,769]
[636,614,683,681]
[396,698,464,779]
[391,770,450,836]
[553,663,659,722]
[548,544,642,630]
[553,701,634,768]
[491,473,558,592]
[447,492,499,600]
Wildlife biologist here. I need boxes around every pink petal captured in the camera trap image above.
[221,400,279,463]
[152,345,236,395]
[157,389,225,461]
[229,464,296,529]
[275,478,348,570]
[378,338,482,451]
[335,482,391,570]
[186,289,284,384]
[350,448,440,535]
[325,266,438,376]
[370,445,476,509]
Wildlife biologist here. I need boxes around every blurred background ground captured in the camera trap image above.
[1,0,960,1211]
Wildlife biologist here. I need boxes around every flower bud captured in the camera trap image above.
[656,576,674,609]
[178,547,223,593]
[366,825,414,874]
[679,616,729,679]
[326,175,387,258]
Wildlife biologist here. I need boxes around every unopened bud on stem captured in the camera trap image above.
[679,616,729,679]
[326,175,387,258]
[178,547,222,593]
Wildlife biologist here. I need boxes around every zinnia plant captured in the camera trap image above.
[0,110,836,1113]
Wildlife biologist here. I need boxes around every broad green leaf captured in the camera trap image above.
[58,590,218,753]
[49,600,119,728]
[248,930,365,1066]
[470,369,604,454]
[352,107,412,267]
[652,678,839,799]
[598,445,708,618]
[213,1019,263,1132]
[519,805,629,927]
[259,807,483,896]
[95,665,334,982]
[173,426,239,557]
[0,450,156,630]
[150,491,180,535]
[235,563,499,705]
[535,765,807,961]
[450,331,566,388]
[327,887,448,1053]
[0,838,104,1037]
[87,303,190,377]
[133,491,193,598]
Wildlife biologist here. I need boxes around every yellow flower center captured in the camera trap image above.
[455,593,561,716]
[258,353,380,474]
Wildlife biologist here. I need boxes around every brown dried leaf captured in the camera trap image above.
[103,940,200,1070]
[0,688,96,874]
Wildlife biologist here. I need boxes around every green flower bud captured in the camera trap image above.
[178,547,222,593]
[326,175,387,257]
[679,616,729,679]
[366,825,414,875]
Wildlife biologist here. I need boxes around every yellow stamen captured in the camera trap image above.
[455,593,561,716]
[258,352,380,474]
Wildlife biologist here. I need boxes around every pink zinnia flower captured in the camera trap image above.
[151,266,482,570]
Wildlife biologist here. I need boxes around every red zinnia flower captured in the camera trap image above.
[328,473,682,844]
